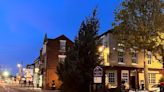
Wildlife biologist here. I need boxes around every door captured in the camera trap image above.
[131,76,136,89]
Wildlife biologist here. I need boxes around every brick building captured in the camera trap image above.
[40,34,73,89]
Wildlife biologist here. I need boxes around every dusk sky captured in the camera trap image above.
[0,0,122,75]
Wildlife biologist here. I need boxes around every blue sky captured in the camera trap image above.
[0,0,122,75]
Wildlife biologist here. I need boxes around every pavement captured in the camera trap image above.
[0,83,60,92]
[0,83,151,92]
[129,90,148,92]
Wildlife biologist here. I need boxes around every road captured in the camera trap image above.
[0,83,59,92]
[0,85,27,92]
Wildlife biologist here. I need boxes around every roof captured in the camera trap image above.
[44,34,73,44]
[99,29,114,38]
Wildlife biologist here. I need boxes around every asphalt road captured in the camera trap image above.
[0,83,60,92]
[0,84,31,92]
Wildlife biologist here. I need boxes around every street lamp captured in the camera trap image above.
[17,64,21,68]
[98,46,105,53]
[3,71,10,77]
[17,63,23,83]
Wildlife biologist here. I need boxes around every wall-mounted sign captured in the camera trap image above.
[93,66,103,83]
[94,77,102,83]
[93,66,103,77]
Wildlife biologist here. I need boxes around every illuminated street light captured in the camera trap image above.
[3,71,10,77]
[98,46,104,52]
[23,68,26,71]
[17,64,21,68]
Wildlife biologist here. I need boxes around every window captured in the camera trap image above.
[108,71,117,84]
[147,51,152,64]
[132,51,138,64]
[117,43,124,63]
[58,55,66,62]
[118,52,124,63]
[148,73,156,84]
[121,70,129,83]
[60,40,66,52]
[109,73,115,83]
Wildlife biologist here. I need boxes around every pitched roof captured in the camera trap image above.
[99,29,114,38]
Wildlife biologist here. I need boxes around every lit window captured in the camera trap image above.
[117,43,124,63]
[148,73,156,84]
[108,71,117,84]
[132,51,137,64]
[109,73,115,83]
[60,40,66,52]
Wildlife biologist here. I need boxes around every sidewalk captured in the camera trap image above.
[14,87,61,92]
[23,88,61,92]
[9,84,61,92]
[129,90,148,92]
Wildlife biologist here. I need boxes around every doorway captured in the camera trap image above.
[130,76,136,89]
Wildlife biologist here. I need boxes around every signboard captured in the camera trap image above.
[93,66,103,77]
[94,77,102,83]
[93,66,103,83]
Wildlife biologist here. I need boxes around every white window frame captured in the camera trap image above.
[132,51,138,64]
[147,51,152,64]
[108,70,117,85]
[118,51,124,63]
[148,73,156,84]
[121,70,129,83]
[60,40,66,52]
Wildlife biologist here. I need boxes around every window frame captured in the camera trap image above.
[148,73,156,84]
[59,40,66,52]
[108,71,117,84]
[121,70,129,83]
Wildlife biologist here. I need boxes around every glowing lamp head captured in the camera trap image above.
[17,64,21,68]
[3,71,10,77]
[98,46,104,52]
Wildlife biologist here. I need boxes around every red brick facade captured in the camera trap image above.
[41,35,73,89]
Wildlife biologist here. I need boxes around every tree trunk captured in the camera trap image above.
[144,50,149,90]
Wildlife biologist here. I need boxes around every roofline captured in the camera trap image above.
[99,29,114,38]
[47,34,74,43]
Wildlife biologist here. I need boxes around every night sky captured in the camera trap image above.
[0,0,122,75]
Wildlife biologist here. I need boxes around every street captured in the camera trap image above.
[0,83,60,92]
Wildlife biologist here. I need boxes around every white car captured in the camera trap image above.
[149,84,160,92]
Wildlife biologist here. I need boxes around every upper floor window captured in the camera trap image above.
[118,43,124,63]
[60,40,66,52]
[131,49,138,64]
[118,52,124,63]
[147,51,152,64]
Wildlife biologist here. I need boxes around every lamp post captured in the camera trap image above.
[17,64,23,83]
[3,71,10,78]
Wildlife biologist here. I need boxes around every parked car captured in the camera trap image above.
[149,84,160,92]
